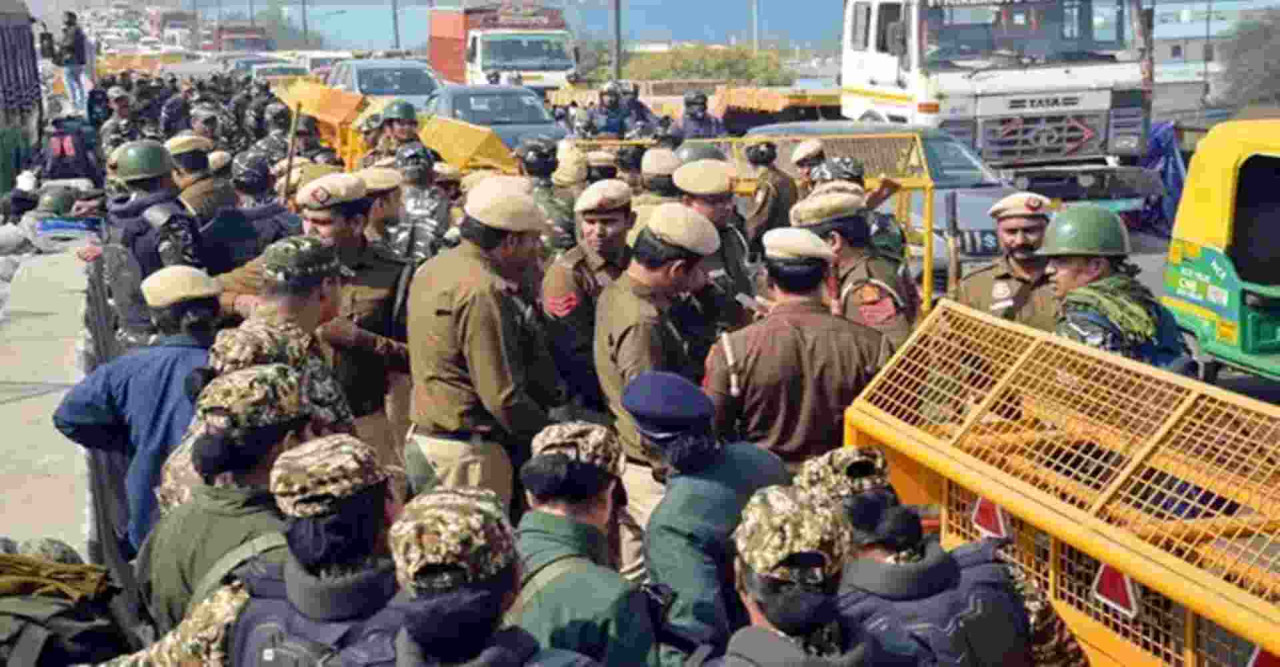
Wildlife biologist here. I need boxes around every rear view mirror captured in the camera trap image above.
[888,22,908,57]
[466,43,476,63]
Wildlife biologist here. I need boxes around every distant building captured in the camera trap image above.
[1148,0,1280,64]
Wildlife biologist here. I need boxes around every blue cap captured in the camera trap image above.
[621,371,713,436]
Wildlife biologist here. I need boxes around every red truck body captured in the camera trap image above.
[212,23,272,52]
[428,1,568,84]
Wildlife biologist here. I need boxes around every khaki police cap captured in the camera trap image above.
[643,203,720,256]
[640,148,681,176]
[464,182,547,233]
[791,138,825,165]
[434,163,462,182]
[296,172,368,219]
[271,156,312,177]
[988,191,1051,220]
[790,192,865,227]
[107,86,129,100]
[140,265,221,307]
[164,135,213,157]
[575,178,632,214]
[810,180,866,198]
[355,167,404,194]
[763,227,836,262]
[460,170,496,195]
[552,148,588,187]
[673,159,733,196]
[208,150,232,173]
[586,150,616,168]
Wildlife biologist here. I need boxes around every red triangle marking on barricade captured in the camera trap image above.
[1248,647,1280,667]
[1092,563,1140,619]
[971,496,1010,539]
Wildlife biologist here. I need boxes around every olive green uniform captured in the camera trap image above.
[836,249,918,350]
[541,244,625,418]
[952,256,1057,333]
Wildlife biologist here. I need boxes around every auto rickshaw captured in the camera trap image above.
[1162,118,1280,383]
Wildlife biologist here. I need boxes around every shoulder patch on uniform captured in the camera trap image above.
[545,292,580,318]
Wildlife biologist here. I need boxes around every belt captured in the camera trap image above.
[410,424,482,442]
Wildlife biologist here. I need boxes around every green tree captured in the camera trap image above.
[616,45,794,86]
[253,0,326,50]
[1221,9,1280,106]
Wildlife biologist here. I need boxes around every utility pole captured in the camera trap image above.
[301,0,309,48]
[391,0,401,50]
[612,0,621,81]
[1127,0,1153,147]
[249,0,255,26]
[752,0,759,53]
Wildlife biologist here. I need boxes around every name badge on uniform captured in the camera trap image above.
[991,281,1012,300]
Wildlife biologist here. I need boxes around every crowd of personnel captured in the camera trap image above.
[0,36,1196,662]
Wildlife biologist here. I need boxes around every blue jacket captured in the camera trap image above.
[53,333,212,550]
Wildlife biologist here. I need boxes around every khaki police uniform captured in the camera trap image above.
[672,159,756,337]
[217,173,411,467]
[952,192,1058,333]
[405,181,553,509]
[704,228,893,469]
[165,135,238,226]
[792,192,919,349]
[631,148,682,227]
[744,163,799,254]
[593,202,720,582]
[791,138,825,200]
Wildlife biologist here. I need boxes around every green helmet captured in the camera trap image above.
[1038,204,1131,257]
[114,140,175,182]
[36,187,77,215]
[382,100,417,122]
[675,142,727,164]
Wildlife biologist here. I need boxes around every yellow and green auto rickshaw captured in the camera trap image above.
[1162,119,1280,383]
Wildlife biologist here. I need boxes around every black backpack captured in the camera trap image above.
[0,556,133,666]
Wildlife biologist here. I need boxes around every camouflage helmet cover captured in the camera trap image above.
[793,447,890,501]
[531,422,626,477]
[194,364,307,442]
[270,434,389,518]
[733,485,853,584]
[389,490,518,594]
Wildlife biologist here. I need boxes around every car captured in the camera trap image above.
[252,63,309,78]
[745,121,1017,292]
[422,84,565,148]
[230,55,289,73]
[325,58,441,110]
[294,50,354,74]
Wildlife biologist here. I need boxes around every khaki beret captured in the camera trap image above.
[640,148,681,176]
[208,151,231,173]
[673,159,733,196]
[271,156,312,177]
[791,138,825,165]
[586,150,616,168]
[763,227,836,262]
[164,135,213,157]
[464,181,547,233]
[575,178,631,214]
[354,167,404,194]
[988,191,1051,220]
[296,172,368,218]
[642,203,720,256]
[434,163,462,182]
[278,163,343,198]
[791,192,865,227]
[140,265,221,307]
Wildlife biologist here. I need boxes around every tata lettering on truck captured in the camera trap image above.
[841,0,1160,210]
[429,0,578,95]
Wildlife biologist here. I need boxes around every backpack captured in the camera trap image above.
[231,560,403,667]
[0,555,133,666]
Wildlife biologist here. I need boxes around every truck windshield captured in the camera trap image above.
[358,67,439,96]
[923,0,1135,70]
[226,38,271,52]
[481,34,573,71]
[454,92,551,125]
[922,135,1003,188]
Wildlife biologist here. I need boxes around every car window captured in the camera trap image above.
[357,67,439,96]
[453,93,550,125]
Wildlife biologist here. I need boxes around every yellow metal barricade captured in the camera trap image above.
[845,300,1280,665]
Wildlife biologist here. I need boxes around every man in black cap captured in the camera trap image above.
[58,11,89,113]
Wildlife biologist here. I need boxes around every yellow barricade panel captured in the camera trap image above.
[846,300,1280,665]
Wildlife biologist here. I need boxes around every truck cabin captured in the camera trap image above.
[467,32,576,73]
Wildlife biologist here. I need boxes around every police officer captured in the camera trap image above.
[552,144,590,204]
[636,372,790,665]
[616,144,646,196]
[593,203,720,582]
[506,423,660,664]
[184,103,221,147]
[165,135,238,227]
[296,114,342,165]
[585,150,619,183]
[520,137,576,254]
[228,74,256,127]
[137,364,305,633]
[791,139,826,199]
[795,449,1035,666]
[705,228,892,467]
[107,435,405,666]
[743,140,799,256]
[678,90,726,139]
[541,180,635,423]
[631,148,683,227]
[392,488,601,665]
[220,174,411,466]
[570,106,595,138]
[243,79,280,140]
[356,113,386,168]
[105,140,205,276]
[950,192,1059,331]
[100,87,142,156]
[791,192,918,350]
[620,81,659,133]
[355,166,406,244]
[373,99,420,161]
[209,150,232,181]
[250,102,292,166]
[388,142,450,264]
[1041,205,1189,368]
[230,150,301,255]
[159,81,194,138]
[590,82,628,137]
[405,179,554,508]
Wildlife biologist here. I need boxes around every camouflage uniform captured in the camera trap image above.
[16,538,84,565]
[533,176,576,254]
[105,435,389,667]
[1057,273,1175,361]
[998,551,1088,666]
[251,129,290,167]
[792,447,891,501]
[100,114,142,155]
[389,184,451,264]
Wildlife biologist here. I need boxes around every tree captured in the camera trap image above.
[1220,9,1280,106]
[252,0,326,50]
[617,45,794,86]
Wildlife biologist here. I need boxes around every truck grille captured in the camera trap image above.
[979,112,1107,163]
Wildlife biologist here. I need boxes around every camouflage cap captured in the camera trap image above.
[531,422,625,477]
[260,236,354,284]
[0,537,15,554]
[389,490,518,595]
[270,434,389,518]
[793,447,890,502]
[733,485,853,583]
[195,364,307,441]
[18,538,84,565]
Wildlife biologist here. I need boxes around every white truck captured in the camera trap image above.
[841,0,1160,211]
[429,1,578,96]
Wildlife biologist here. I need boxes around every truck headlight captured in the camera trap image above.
[1113,135,1140,152]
